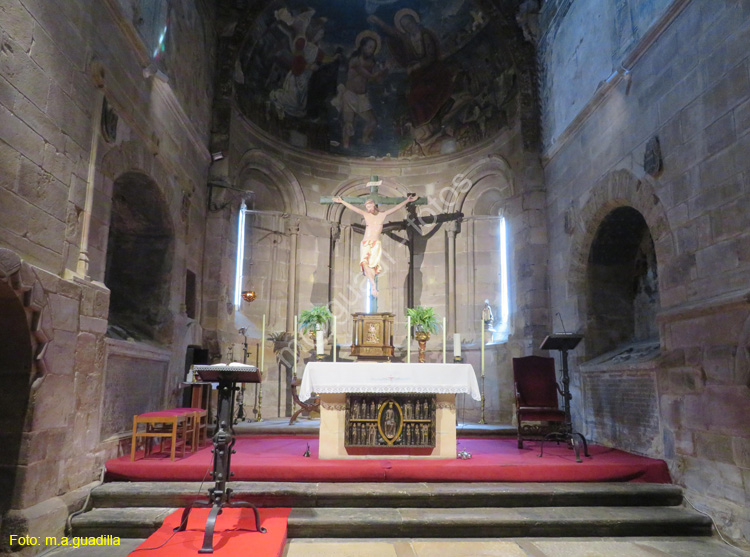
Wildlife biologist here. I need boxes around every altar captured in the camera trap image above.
[300,362,481,459]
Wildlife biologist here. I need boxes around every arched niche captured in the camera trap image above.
[235,150,306,215]
[586,206,660,357]
[104,171,175,343]
[441,155,514,215]
[565,169,674,359]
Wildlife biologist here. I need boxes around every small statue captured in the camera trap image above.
[369,400,376,419]
[367,424,377,445]
[352,399,360,419]
[360,399,367,418]
[383,403,397,439]
[404,399,413,419]
[482,299,495,331]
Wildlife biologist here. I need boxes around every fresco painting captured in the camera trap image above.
[235,0,517,158]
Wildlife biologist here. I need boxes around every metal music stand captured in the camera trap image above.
[176,364,266,553]
[538,333,590,463]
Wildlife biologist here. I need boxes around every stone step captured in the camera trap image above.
[71,505,713,539]
[89,481,684,509]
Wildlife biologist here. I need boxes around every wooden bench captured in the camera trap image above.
[130,409,197,461]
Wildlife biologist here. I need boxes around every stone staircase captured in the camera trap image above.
[71,481,713,540]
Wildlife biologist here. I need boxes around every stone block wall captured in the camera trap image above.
[0,0,215,551]
[542,0,750,546]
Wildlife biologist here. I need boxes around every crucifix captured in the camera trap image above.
[321,177,426,313]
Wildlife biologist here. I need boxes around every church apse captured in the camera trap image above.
[234,0,518,159]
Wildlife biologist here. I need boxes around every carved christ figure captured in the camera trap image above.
[333,194,418,297]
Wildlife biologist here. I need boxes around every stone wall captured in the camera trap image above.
[0,0,215,551]
[542,0,750,546]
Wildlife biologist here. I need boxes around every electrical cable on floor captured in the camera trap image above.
[683,495,745,550]
[33,467,108,556]
[65,466,106,536]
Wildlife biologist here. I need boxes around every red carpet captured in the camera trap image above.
[129,508,290,556]
[107,436,671,484]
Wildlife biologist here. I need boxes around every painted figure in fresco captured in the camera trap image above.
[332,193,418,297]
[269,14,333,118]
[368,9,456,129]
[331,31,387,149]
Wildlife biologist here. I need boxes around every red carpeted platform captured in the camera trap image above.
[107,436,671,484]
[129,507,290,556]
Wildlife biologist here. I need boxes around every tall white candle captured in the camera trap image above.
[316,328,324,355]
[407,315,411,364]
[454,333,461,358]
[260,314,265,373]
[442,317,447,363]
[333,315,337,362]
[293,315,298,377]
[481,321,485,377]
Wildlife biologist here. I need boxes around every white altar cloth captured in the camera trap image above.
[300,362,481,401]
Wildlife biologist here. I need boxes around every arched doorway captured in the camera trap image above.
[0,281,33,519]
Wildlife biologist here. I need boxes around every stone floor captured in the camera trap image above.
[39,536,749,556]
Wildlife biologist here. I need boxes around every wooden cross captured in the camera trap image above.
[320,177,427,206]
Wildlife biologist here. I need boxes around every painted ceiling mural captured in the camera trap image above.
[234,0,517,158]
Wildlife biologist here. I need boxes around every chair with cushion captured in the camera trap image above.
[512,355,565,449]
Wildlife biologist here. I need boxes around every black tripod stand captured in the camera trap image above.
[538,334,590,463]
[177,365,266,553]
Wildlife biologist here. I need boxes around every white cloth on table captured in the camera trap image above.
[299,362,481,401]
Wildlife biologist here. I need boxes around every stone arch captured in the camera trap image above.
[105,171,175,343]
[0,248,54,513]
[441,155,515,215]
[235,150,307,215]
[566,169,675,355]
[325,177,411,225]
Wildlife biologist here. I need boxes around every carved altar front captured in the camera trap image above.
[300,362,481,459]
[350,312,394,360]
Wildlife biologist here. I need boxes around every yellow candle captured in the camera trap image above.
[293,315,298,378]
[407,315,411,363]
[442,317,446,363]
[333,315,337,362]
[260,314,265,373]
[481,320,485,377]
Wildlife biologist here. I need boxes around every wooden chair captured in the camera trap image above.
[289,377,320,425]
[175,407,209,449]
[512,355,566,449]
[130,409,196,461]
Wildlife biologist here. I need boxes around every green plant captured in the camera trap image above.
[298,305,333,334]
[405,306,440,334]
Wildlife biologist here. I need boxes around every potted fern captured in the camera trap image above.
[406,306,440,362]
[299,305,333,357]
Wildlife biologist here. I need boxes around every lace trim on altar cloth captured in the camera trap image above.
[312,385,474,394]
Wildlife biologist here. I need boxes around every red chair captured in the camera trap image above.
[513,355,565,449]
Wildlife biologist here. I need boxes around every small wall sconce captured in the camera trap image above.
[211,151,225,162]
[242,291,257,303]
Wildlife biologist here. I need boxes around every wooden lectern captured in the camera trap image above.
[539,333,590,463]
